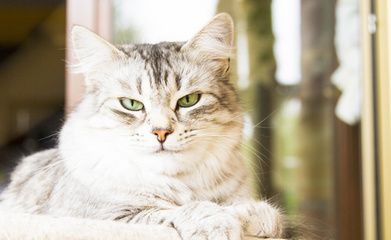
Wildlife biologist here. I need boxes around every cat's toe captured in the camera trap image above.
[245,201,284,238]
[182,213,241,240]
[175,202,242,240]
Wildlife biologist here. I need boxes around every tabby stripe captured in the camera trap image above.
[118,80,132,91]
[189,104,219,118]
[113,207,146,223]
[175,73,181,90]
[130,207,160,224]
[163,70,168,85]
[136,77,142,94]
[147,67,153,88]
[110,109,136,124]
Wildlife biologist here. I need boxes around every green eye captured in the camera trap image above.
[119,98,144,111]
[177,93,200,108]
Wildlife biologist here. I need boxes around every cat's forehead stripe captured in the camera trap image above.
[118,79,132,91]
[149,45,164,87]
[118,43,184,89]
[136,77,142,94]
[175,73,181,90]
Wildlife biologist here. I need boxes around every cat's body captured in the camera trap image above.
[0,14,283,239]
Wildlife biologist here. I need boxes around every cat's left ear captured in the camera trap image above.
[182,13,234,69]
[71,26,125,74]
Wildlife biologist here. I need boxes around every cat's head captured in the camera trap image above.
[61,13,243,176]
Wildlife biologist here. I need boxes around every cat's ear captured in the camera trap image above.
[71,26,125,74]
[182,13,234,62]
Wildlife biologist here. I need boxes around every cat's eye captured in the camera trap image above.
[119,98,144,111]
[177,93,200,108]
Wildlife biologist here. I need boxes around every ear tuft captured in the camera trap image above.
[183,13,234,60]
[71,26,124,74]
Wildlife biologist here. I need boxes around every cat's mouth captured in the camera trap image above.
[153,149,180,154]
[153,145,180,154]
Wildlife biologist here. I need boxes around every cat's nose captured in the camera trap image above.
[152,129,173,143]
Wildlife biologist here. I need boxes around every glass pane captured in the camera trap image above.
[0,1,365,239]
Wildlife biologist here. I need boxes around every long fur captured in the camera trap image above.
[0,13,284,240]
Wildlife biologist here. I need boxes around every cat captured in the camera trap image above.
[0,13,283,239]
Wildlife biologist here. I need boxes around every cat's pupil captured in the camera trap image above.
[130,100,134,106]
[186,95,190,103]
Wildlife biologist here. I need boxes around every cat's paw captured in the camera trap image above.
[228,201,284,238]
[173,201,242,240]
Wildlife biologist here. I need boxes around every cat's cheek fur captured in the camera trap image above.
[87,113,121,129]
[59,114,209,188]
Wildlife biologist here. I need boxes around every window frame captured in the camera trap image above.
[65,0,112,112]
[361,0,391,239]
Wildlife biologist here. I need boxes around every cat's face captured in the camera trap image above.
[63,14,243,175]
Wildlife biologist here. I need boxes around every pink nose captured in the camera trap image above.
[152,129,173,143]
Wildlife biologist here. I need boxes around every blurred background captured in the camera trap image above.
[0,0,390,239]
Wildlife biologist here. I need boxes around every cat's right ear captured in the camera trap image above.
[182,13,234,62]
[182,13,234,75]
[71,26,125,74]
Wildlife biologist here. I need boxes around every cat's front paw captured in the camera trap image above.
[229,201,284,238]
[173,201,242,240]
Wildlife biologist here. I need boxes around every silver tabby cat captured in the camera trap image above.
[0,13,283,239]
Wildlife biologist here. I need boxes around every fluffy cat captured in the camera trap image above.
[0,13,283,239]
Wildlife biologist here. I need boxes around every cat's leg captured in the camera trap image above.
[113,201,242,240]
[225,200,284,238]
[0,210,180,240]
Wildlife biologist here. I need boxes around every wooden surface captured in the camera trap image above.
[334,120,363,240]
[361,0,391,239]
[360,0,377,239]
[375,0,391,238]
